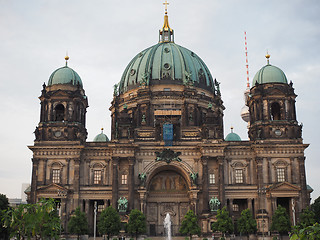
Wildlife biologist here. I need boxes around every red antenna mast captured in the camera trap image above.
[244,31,250,88]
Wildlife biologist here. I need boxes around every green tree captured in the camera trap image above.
[237,209,257,239]
[211,206,233,239]
[311,196,320,223]
[0,193,10,240]
[270,205,291,239]
[290,223,320,240]
[299,207,316,229]
[68,207,89,240]
[179,210,201,240]
[98,206,121,240]
[127,209,147,240]
[3,198,61,240]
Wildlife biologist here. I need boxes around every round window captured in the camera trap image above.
[164,63,170,69]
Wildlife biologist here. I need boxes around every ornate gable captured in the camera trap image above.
[267,182,300,198]
[37,183,69,198]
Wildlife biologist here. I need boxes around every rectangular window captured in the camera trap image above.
[233,204,239,212]
[209,173,215,184]
[98,204,104,213]
[52,169,60,184]
[277,168,285,182]
[94,170,102,184]
[121,174,128,185]
[235,169,243,183]
[164,88,171,91]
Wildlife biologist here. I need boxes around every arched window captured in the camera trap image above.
[54,104,65,121]
[271,102,281,120]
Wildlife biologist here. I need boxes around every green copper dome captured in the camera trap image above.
[93,129,109,142]
[225,128,241,141]
[119,42,215,94]
[252,55,287,86]
[118,12,215,94]
[48,65,83,87]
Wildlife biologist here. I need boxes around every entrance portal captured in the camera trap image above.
[146,170,190,236]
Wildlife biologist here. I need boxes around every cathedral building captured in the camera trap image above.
[28,7,311,236]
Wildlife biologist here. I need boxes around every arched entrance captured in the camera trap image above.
[146,168,191,236]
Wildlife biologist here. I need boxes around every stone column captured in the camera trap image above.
[201,156,209,212]
[298,157,308,209]
[128,157,135,210]
[30,158,39,203]
[112,157,119,208]
[61,198,67,231]
[42,159,47,185]
[217,157,225,206]
[73,158,80,208]
[190,189,200,214]
[137,189,147,213]
[247,198,253,212]
[228,199,234,215]
[85,199,90,216]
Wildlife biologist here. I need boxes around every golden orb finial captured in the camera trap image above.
[265,51,270,64]
[231,126,234,132]
[101,128,104,133]
[65,54,69,66]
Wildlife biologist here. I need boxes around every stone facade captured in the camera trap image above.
[28,13,310,237]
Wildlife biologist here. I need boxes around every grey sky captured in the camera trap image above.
[0,0,319,201]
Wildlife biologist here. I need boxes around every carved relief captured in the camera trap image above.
[149,171,187,192]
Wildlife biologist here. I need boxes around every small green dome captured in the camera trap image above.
[252,64,287,86]
[119,42,214,94]
[225,128,241,141]
[48,65,83,87]
[93,129,109,142]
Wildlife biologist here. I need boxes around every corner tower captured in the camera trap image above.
[248,54,302,141]
[35,56,88,143]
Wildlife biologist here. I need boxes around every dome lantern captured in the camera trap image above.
[159,1,174,43]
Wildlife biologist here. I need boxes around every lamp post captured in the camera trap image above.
[94,201,97,240]
[292,198,296,226]
[258,187,266,240]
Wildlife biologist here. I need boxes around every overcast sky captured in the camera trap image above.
[0,0,319,201]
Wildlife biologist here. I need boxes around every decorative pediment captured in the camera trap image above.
[38,183,69,196]
[50,90,72,97]
[268,182,300,196]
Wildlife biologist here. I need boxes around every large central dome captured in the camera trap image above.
[118,13,215,94]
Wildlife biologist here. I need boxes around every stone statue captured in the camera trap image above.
[214,78,220,95]
[183,71,193,87]
[138,173,147,186]
[117,197,128,213]
[140,72,149,87]
[209,197,220,212]
[190,172,198,186]
[113,84,119,96]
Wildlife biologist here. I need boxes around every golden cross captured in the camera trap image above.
[163,0,169,14]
